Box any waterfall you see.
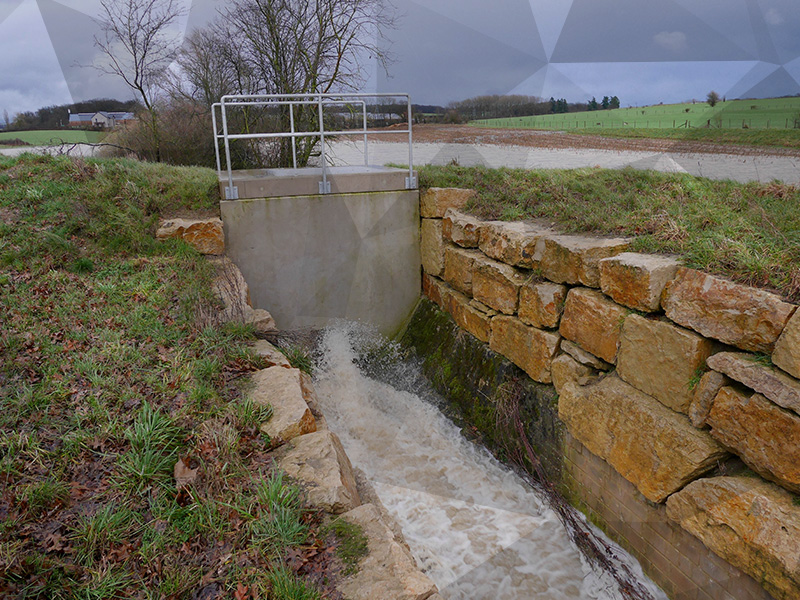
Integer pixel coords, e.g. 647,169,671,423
312,323,666,600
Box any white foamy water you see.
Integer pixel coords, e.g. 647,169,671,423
312,324,667,600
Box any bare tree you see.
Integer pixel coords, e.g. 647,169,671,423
169,25,258,108
179,0,395,167
93,0,186,161
706,90,720,108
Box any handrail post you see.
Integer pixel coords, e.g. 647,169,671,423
362,100,369,166
211,103,221,174
221,98,238,199
406,95,416,189
318,95,330,194
289,101,297,169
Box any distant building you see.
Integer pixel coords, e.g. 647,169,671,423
68,111,136,129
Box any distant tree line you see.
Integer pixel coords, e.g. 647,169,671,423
587,95,620,111
7,99,140,131
444,94,621,121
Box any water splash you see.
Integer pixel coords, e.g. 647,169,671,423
313,323,666,600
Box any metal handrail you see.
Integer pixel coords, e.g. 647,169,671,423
212,93,415,199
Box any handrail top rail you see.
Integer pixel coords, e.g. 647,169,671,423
220,92,410,102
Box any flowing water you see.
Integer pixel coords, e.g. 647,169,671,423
312,324,667,600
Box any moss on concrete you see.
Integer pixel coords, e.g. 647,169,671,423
399,298,565,482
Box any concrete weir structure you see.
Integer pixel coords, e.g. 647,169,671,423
220,165,420,336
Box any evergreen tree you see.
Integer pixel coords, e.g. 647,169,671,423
601,96,610,110
609,96,620,109
588,97,598,111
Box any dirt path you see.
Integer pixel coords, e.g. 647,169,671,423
383,124,800,158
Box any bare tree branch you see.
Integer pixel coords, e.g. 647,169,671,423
93,0,186,161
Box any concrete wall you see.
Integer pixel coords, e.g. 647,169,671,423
221,189,420,337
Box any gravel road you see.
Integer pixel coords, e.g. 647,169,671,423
328,124,800,185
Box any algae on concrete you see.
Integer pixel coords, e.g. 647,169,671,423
399,299,564,483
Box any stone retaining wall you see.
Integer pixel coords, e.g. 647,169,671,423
416,187,800,600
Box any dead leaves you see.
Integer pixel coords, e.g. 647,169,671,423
174,456,200,489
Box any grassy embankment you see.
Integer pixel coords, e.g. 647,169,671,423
0,154,360,599
473,97,800,149
0,130,107,148
419,164,800,301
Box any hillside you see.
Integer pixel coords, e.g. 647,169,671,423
474,97,800,138
0,154,344,599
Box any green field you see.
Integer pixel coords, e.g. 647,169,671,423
0,129,107,147
474,97,800,131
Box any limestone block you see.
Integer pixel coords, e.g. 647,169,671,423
277,430,361,514
599,252,681,312
245,307,277,333
617,314,714,414
707,387,800,493
249,367,316,442
662,267,796,353
666,476,800,600
420,219,445,277
444,289,496,343
421,273,447,309
551,354,597,396
210,256,251,319
251,339,291,368
156,217,224,255
560,340,612,371
558,374,727,503
442,208,481,248
338,504,440,600
490,315,560,383
443,245,483,296
688,370,729,429
559,288,628,364
773,311,800,379
538,234,630,288
519,281,566,329
478,221,549,269
472,257,529,315
299,371,328,431
707,352,800,417
420,187,476,218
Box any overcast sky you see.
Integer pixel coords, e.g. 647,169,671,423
1,0,799,118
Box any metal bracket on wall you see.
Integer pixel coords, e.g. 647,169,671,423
224,186,239,200
405,176,418,189
318,180,332,194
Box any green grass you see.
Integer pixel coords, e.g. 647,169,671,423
0,129,107,147
0,154,339,598
325,518,369,576
419,164,800,300
473,97,800,148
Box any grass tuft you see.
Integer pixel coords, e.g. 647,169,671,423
325,518,369,575
267,566,322,600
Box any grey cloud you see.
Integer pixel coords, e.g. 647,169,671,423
38,0,133,102
378,0,542,105
653,31,688,55
551,0,754,62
